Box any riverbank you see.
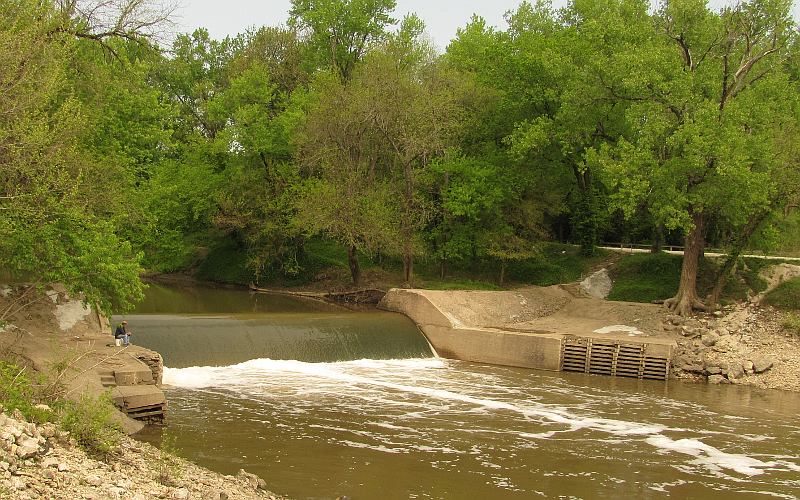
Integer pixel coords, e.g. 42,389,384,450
0,409,280,499
0,283,284,499
670,303,800,391
380,285,800,391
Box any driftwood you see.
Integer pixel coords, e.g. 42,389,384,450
248,285,386,305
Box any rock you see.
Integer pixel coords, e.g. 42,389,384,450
40,457,58,468
708,375,729,384
203,492,230,500
744,360,754,372
579,268,612,299
131,494,148,500
108,486,126,497
706,366,722,375
667,314,685,326
40,424,56,439
681,363,705,374
170,487,190,499
701,334,719,347
10,475,27,490
726,363,745,380
85,474,103,487
237,469,266,490
0,461,9,471
751,356,774,373
41,468,56,480
16,436,40,459
57,463,70,472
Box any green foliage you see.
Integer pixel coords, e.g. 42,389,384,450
762,278,800,311
781,312,800,335
420,279,502,291
195,239,257,285
289,0,397,80
59,393,121,457
0,0,145,315
0,362,55,424
608,253,683,303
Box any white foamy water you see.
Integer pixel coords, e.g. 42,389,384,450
163,358,800,479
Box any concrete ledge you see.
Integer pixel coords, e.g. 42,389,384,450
379,287,675,375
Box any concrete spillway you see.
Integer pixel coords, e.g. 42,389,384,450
379,287,676,380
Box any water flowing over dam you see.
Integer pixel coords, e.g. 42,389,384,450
126,284,800,499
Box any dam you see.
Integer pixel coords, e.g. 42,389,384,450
379,286,675,380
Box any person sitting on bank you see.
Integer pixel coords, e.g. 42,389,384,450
114,320,131,346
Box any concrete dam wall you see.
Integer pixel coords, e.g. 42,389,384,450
379,287,676,380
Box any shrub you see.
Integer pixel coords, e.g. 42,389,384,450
0,361,55,423
59,392,121,458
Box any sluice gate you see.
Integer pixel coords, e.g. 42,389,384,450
560,336,671,380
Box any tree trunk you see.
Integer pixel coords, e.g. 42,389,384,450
403,241,413,286
402,161,414,287
664,212,707,316
347,245,360,286
440,259,446,280
707,211,768,309
499,261,506,286
651,225,663,254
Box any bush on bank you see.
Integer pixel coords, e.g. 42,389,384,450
0,360,121,458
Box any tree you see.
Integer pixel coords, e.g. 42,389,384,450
295,72,401,285
289,0,397,81
0,0,146,314
595,0,799,315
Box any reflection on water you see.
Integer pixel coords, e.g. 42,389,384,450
128,284,800,499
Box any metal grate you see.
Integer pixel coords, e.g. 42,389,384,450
560,336,670,380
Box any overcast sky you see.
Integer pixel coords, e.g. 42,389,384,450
173,0,800,51
172,0,555,50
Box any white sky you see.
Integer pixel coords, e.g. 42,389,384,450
172,0,557,50
173,0,800,51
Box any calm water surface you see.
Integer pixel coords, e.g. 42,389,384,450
125,284,800,499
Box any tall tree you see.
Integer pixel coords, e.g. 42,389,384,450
288,0,397,81
596,0,799,315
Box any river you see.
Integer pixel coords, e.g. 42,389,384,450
124,283,800,499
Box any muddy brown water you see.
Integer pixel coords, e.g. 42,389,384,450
122,284,800,499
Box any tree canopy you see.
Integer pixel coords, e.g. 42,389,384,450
2,0,798,315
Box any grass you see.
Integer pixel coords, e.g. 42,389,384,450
762,277,800,310
782,312,800,335
607,252,683,303
189,236,610,290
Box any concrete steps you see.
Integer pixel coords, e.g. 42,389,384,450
98,354,166,423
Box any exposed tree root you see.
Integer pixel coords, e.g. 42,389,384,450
664,295,708,317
